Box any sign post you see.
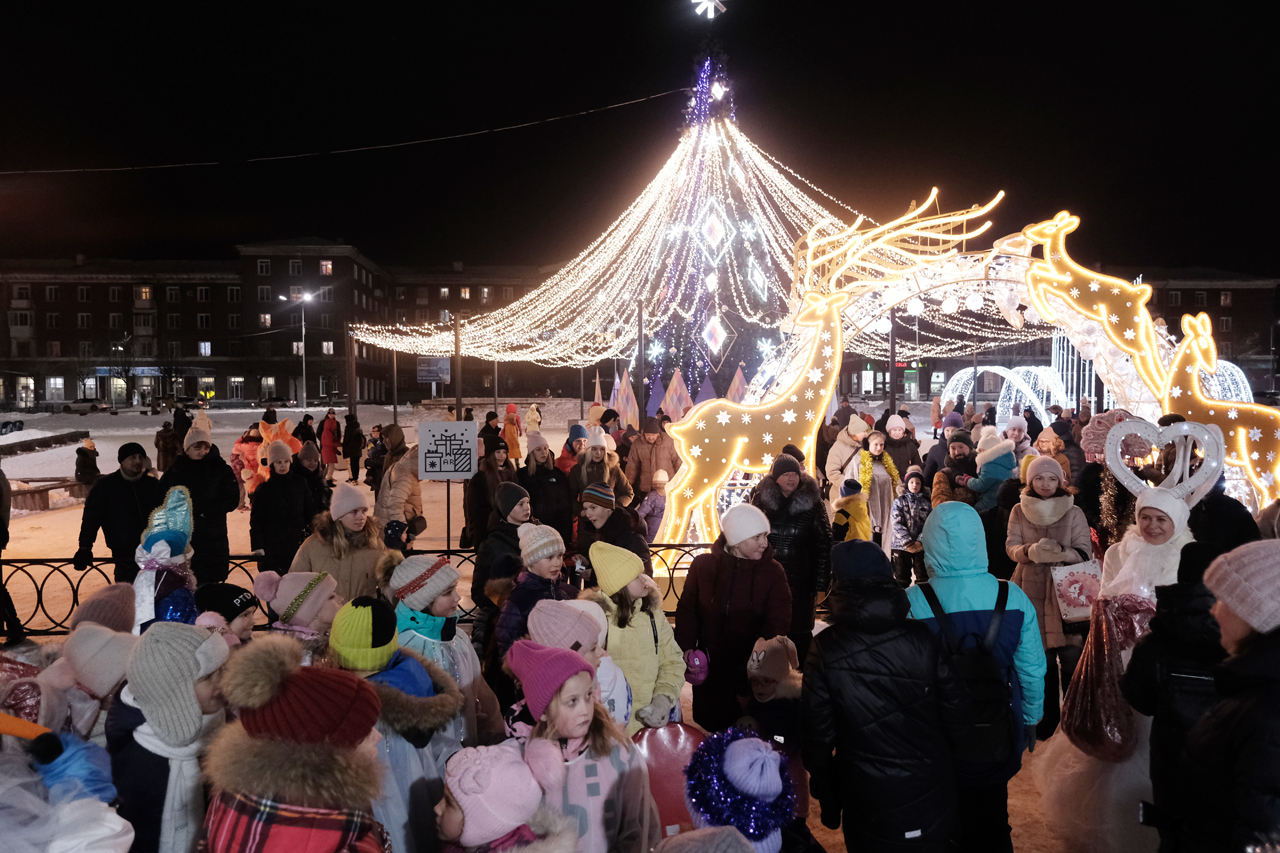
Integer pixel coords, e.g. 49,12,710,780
418,421,478,550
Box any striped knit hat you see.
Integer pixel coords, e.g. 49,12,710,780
581,481,616,510
388,555,459,612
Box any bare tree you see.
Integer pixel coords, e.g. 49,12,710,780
106,334,139,407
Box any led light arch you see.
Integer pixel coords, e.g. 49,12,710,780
940,365,1069,426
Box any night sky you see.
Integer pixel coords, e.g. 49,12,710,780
2,3,1274,277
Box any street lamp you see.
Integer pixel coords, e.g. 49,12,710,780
280,293,313,409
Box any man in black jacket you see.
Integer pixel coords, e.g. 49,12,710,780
159,427,240,585
74,442,166,582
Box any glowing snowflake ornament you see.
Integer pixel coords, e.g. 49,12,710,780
703,315,727,353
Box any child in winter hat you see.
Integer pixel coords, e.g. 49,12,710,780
194,582,259,644
327,596,467,853
738,637,811,829
108,622,229,853
202,634,387,852
561,599,632,730
436,742,577,852
684,729,796,853
253,569,342,663
493,523,576,659
831,477,872,543
383,552,503,746
68,583,136,634
1204,539,1280,643
507,639,660,852
889,465,931,586
636,469,668,543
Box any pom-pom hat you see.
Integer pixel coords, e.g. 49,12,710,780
389,555,458,612
518,522,564,565
328,597,399,672
684,728,795,853
589,541,644,596
505,640,594,721
253,570,337,628
221,634,380,747
446,743,546,847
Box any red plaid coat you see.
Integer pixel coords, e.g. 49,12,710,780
201,789,391,853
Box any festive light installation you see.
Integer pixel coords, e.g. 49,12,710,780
351,57,855,396
660,191,1001,544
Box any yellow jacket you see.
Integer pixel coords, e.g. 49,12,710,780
831,495,873,542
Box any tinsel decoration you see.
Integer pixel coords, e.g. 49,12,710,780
684,727,795,844
1097,469,1137,551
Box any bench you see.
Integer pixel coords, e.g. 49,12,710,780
7,478,92,511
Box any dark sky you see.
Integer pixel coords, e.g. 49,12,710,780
1,3,1274,276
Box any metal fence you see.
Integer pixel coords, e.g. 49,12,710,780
2,543,713,636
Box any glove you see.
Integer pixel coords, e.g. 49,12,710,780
1027,539,1064,563
905,540,924,554
72,548,94,572
1024,724,1037,753
33,733,118,804
636,694,674,727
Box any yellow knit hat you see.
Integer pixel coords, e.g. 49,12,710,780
328,598,399,672
590,541,644,596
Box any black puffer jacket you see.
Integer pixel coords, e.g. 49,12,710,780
1179,628,1280,850
1188,476,1261,554
1120,581,1226,837
750,473,832,634
575,507,652,578
803,579,968,851
883,434,922,481
290,458,331,512
249,467,317,573
158,449,239,575
519,455,574,546
341,414,364,460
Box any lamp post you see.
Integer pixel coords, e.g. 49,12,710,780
279,293,312,410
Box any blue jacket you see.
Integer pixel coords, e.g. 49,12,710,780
890,491,931,550
906,501,1047,783
965,440,1017,513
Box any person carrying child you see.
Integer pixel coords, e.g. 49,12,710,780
506,639,660,853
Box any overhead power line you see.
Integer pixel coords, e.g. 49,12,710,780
0,88,690,177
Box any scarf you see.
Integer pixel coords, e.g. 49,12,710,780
394,602,457,642
859,450,899,499
1102,525,1194,601
123,686,223,853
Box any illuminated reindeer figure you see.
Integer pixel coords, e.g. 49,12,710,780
1163,312,1280,499
659,188,1002,543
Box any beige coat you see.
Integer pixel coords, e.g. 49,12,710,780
289,531,384,602
624,433,682,493
1006,493,1092,650
374,446,423,524
824,428,864,503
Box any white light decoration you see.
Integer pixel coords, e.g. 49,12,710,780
873,316,892,334
704,315,728,353
906,297,925,316
965,292,985,311
705,272,719,292
941,296,959,314
710,81,727,100
694,0,727,19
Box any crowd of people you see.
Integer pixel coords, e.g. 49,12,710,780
2,395,1280,853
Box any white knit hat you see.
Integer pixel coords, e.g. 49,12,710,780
721,503,770,548
586,426,607,449
518,523,565,565
389,555,459,612
1135,486,1190,535
1006,414,1028,432
329,482,369,521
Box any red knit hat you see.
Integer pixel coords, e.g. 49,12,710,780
221,634,380,747
506,640,594,721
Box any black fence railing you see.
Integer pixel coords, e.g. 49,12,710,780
3,543,713,636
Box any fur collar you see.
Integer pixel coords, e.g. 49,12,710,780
368,649,465,737
975,438,1016,471
752,473,821,515
833,494,867,512
204,722,383,809
1018,493,1075,527
515,806,580,853
484,576,516,609
575,449,621,474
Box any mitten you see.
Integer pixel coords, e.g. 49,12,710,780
72,548,93,572
1024,724,1038,754
955,474,972,487
1028,538,1065,563
636,693,674,727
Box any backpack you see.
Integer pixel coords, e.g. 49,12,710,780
918,580,1013,763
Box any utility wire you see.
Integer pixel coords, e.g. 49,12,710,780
0,88,690,177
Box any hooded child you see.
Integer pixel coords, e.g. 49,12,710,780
831,477,872,543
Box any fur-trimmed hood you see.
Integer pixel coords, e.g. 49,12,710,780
975,438,1016,472
752,472,822,516
368,648,465,738
833,494,869,513
204,722,384,809
575,448,622,476
512,806,580,853
485,576,516,609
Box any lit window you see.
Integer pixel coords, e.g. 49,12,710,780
228,314,240,329
258,259,271,275
1221,291,1232,306
289,260,302,276
258,286,271,302
46,286,59,301
197,314,211,329
167,286,180,302
46,313,61,329
79,286,91,302
439,288,449,299
260,376,275,396
199,342,211,357
228,376,244,399
134,286,151,301
1195,291,1207,307
292,342,304,355
439,310,450,322
1219,316,1232,333
228,286,240,303
460,287,471,300
46,377,64,400
322,341,334,355
480,287,492,304
1168,291,1181,307
258,313,271,328
320,260,333,275
168,314,180,329
78,313,92,329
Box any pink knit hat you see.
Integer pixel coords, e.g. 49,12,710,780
445,743,544,847
253,570,338,628
527,600,600,655
505,640,594,720
1204,540,1280,634
63,623,138,699
68,583,136,633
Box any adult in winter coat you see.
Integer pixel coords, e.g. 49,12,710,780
74,439,100,484
584,541,686,736
907,502,1046,851
290,483,387,603
502,402,524,461
1021,428,1071,483
675,503,792,733
957,433,1017,514
290,413,316,447
466,435,518,541
74,442,166,582
290,440,331,512
930,429,979,509
923,411,966,489
159,427,240,585
342,414,364,484
519,431,574,545
1023,406,1044,442
172,405,192,447
202,634,390,853
846,431,900,558
1177,540,1280,849
882,414,923,478
365,425,386,494
374,423,423,527
570,426,633,512
1006,456,1093,740
1002,415,1035,465
249,441,317,574
625,417,681,500
824,419,868,503
750,454,831,664
1049,421,1086,489
1187,472,1261,554
525,402,542,432
804,540,968,852
555,424,588,476
1119,542,1227,851
574,482,652,579
154,421,180,472
318,408,342,479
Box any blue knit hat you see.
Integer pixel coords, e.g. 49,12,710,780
839,478,862,498
565,423,588,452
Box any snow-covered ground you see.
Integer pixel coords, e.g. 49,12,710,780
0,428,66,446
